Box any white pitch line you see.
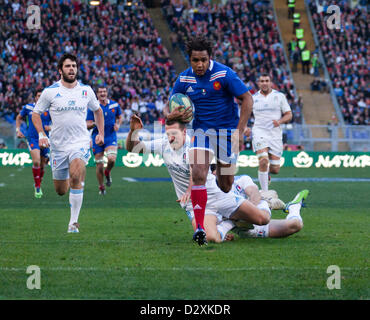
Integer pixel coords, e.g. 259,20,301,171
0,266,367,272
0,183,5,187
122,177,138,182
0,239,148,244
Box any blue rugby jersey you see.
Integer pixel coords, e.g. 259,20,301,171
19,103,51,138
171,60,249,130
86,99,122,137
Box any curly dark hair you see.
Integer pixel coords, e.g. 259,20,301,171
185,35,213,58
57,53,77,71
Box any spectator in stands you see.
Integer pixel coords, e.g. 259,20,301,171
309,0,368,125
0,1,177,126
0,138,7,149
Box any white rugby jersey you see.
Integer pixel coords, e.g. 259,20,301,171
252,89,291,137
142,135,220,211
231,175,257,199
34,80,100,151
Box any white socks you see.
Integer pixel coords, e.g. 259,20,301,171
286,203,303,222
257,199,271,217
217,220,235,241
69,188,84,225
258,171,269,191
248,224,269,238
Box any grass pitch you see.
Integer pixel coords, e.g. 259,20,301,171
0,165,369,299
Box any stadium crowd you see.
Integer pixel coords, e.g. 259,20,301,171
0,0,176,126
161,0,303,124
308,0,369,125
0,0,308,130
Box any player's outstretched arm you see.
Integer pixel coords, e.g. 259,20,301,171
126,115,144,153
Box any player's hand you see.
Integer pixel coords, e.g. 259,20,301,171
273,120,280,127
114,123,120,131
16,130,25,139
167,106,192,123
95,133,104,146
176,190,191,208
244,127,251,138
39,137,49,149
130,115,143,131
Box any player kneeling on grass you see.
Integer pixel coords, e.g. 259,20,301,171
126,115,271,244
210,164,309,239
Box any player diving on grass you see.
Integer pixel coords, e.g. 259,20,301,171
166,35,254,245
86,86,122,195
32,53,104,233
209,164,309,239
126,116,270,244
16,89,51,198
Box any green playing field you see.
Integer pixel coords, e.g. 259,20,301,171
0,166,369,299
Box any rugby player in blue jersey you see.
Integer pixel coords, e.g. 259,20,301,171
16,89,51,198
167,35,253,245
86,86,122,195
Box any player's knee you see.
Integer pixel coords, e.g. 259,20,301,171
69,173,82,187
192,166,208,185
206,230,221,243
33,160,41,167
289,219,303,233
107,158,116,167
255,211,270,226
269,166,280,174
259,157,269,170
55,187,67,196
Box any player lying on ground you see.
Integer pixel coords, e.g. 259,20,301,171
209,164,309,239
126,116,271,244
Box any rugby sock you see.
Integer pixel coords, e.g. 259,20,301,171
258,171,269,191
286,203,303,222
32,166,41,189
191,185,207,230
217,220,235,241
249,224,269,238
69,188,84,225
104,169,110,177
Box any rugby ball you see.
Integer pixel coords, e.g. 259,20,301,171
169,93,194,122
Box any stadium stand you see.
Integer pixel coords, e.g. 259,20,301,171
308,0,369,126
0,0,176,125
161,0,303,124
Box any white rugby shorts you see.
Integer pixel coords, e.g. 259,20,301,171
50,145,91,180
184,189,245,221
252,128,283,158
